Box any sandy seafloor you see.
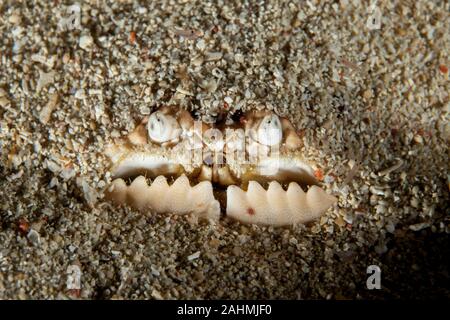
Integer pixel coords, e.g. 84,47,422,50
0,0,449,299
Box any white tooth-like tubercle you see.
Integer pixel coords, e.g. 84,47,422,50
147,175,170,212
107,178,127,204
286,182,307,222
168,175,191,213
191,181,221,220
105,175,220,221
267,181,291,224
305,185,337,219
226,181,337,226
226,185,249,221
128,176,150,209
246,181,270,223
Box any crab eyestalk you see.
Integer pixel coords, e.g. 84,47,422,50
244,110,302,150
255,114,283,146
147,111,181,144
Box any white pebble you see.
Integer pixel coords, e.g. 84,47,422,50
196,39,206,50
79,34,94,50
27,229,41,246
151,266,160,276
187,251,201,261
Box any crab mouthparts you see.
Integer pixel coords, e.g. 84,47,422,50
104,107,337,226
105,154,336,227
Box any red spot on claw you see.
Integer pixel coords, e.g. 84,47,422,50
247,208,255,215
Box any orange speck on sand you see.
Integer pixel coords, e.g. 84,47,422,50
18,219,30,234
211,25,219,33
314,169,324,181
129,31,136,44
439,65,448,74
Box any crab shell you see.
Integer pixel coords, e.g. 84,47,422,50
104,107,337,226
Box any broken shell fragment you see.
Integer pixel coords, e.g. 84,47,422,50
226,181,337,226
105,175,220,221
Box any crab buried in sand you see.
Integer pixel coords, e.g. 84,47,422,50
104,106,337,226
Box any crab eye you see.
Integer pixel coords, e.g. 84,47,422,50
256,114,282,146
147,111,181,144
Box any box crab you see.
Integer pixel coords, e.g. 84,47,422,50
104,106,337,226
